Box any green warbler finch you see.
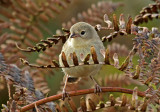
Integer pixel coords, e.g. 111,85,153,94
59,22,105,100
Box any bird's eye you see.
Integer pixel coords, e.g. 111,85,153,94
81,31,85,35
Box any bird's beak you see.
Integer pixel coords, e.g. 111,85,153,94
70,33,80,38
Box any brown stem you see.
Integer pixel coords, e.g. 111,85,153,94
21,87,146,112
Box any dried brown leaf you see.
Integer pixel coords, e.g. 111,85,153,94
91,46,99,64
126,16,132,34
105,48,110,64
84,54,90,65
72,52,79,66
113,14,119,31
68,98,77,112
80,97,87,112
109,94,116,106
113,53,119,68
61,52,69,67
52,60,59,67
88,98,96,111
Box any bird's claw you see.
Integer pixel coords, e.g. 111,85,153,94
94,84,102,95
62,90,70,101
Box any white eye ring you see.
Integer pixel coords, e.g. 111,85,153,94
81,31,85,35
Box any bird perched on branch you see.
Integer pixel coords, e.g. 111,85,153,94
59,22,105,100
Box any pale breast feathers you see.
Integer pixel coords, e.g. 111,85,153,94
59,39,105,77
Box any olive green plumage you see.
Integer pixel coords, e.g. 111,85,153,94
59,22,105,80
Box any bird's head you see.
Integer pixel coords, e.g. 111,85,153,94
69,22,99,47
70,22,98,39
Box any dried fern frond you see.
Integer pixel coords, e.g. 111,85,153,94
15,1,123,94
57,44,130,97
20,46,134,73
50,88,158,112
18,14,160,105
0,0,71,64
107,42,129,58
134,1,160,25
57,77,89,97
30,70,50,94
1,1,160,111
92,13,160,106
104,74,140,87
0,0,72,95
0,53,56,111
62,1,123,29
1,41,25,65
15,30,69,52
101,14,133,42
17,1,121,54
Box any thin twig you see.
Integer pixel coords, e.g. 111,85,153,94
20,87,146,112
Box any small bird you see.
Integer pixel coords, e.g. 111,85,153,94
59,22,105,99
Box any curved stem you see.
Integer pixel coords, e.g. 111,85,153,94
21,87,146,112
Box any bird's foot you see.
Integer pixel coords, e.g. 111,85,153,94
94,84,102,95
62,90,70,101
